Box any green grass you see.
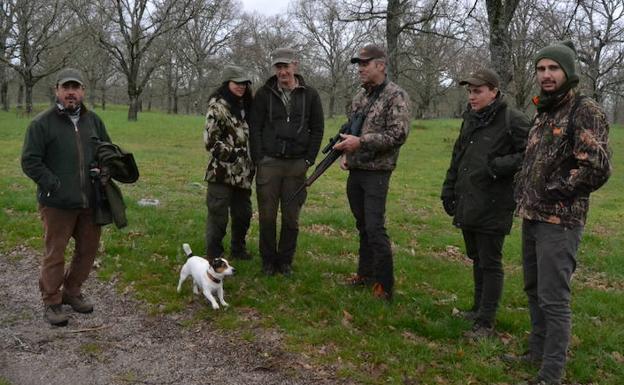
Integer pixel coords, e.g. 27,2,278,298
2,106,623,384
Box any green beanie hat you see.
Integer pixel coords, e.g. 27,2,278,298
534,40,578,80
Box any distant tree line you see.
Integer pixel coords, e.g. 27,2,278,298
1,0,623,122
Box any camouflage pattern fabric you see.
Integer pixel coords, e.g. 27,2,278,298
515,91,611,227
204,96,255,189
346,81,411,171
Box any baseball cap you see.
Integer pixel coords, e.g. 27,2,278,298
222,65,251,83
459,68,500,88
56,68,84,86
350,44,386,64
271,48,297,66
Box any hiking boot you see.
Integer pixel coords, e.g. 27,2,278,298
502,350,542,367
464,320,494,339
372,283,392,301
44,304,68,326
62,293,94,313
262,264,276,276
278,264,292,276
231,250,252,260
345,274,373,287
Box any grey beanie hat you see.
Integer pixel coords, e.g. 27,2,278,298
534,40,578,79
222,65,251,84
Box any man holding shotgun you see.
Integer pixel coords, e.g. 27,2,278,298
333,44,411,300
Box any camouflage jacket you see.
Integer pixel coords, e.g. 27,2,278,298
204,95,254,189
346,80,411,171
515,91,611,227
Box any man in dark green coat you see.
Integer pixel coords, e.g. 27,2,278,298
441,68,530,338
21,68,111,327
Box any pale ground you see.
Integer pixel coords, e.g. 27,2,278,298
0,245,352,385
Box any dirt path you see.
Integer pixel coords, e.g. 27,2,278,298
0,246,350,385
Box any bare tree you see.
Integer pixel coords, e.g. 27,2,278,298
181,0,239,113
74,0,199,120
0,0,72,114
340,0,440,82
484,0,521,94
292,0,368,117
0,0,15,111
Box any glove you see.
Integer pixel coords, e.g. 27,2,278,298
442,198,456,216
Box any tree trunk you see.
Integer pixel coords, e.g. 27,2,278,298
0,80,8,111
386,0,401,82
486,0,520,98
173,93,178,114
328,92,335,119
25,82,34,114
128,93,139,121
17,83,24,109
101,87,107,110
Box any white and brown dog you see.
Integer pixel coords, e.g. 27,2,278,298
177,243,235,310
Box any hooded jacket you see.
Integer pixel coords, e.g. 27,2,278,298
249,74,324,165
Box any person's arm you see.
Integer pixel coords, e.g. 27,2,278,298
21,120,59,194
248,89,266,164
305,89,324,166
204,101,237,162
440,124,463,216
488,109,531,178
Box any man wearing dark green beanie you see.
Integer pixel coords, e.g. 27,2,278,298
510,41,612,385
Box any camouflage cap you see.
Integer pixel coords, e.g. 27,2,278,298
459,68,500,88
222,65,251,84
56,68,84,86
350,44,386,64
271,47,297,66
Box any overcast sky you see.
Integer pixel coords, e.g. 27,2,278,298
240,0,289,16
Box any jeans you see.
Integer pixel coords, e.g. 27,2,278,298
38,205,101,304
522,219,583,383
205,182,252,258
462,230,505,325
346,169,393,293
256,157,307,269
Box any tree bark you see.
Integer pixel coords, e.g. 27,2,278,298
128,93,139,121
386,0,401,81
486,0,520,95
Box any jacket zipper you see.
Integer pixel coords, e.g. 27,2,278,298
73,118,88,207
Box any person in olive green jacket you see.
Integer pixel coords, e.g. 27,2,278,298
21,68,111,327
441,68,530,338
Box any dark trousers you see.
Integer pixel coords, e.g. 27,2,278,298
256,157,307,269
462,230,505,325
205,182,252,258
347,169,393,293
38,205,101,305
522,219,583,383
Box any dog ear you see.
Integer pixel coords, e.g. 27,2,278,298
210,258,225,270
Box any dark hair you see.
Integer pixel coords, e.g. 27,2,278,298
208,80,253,120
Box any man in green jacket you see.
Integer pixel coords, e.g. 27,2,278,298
21,68,111,326
441,68,530,337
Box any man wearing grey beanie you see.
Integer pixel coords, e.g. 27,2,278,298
509,41,612,384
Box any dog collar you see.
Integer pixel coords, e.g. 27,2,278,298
207,272,221,284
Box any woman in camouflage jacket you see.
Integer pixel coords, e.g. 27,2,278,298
204,66,255,260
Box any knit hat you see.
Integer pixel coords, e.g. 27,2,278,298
534,40,578,79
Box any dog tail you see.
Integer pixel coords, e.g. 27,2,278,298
182,243,193,258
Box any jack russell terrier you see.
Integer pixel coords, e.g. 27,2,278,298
177,243,235,309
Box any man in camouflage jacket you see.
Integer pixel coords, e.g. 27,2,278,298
204,66,255,260
512,41,611,385
334,44,411,300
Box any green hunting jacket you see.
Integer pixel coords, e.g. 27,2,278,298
515,91,612,227
21,105,110,209
204,93,254,189
345,80,411,171
441,96,530,234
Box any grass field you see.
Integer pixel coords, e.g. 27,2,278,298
1,105,623,384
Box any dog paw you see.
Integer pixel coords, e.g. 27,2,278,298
221,301,229,307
